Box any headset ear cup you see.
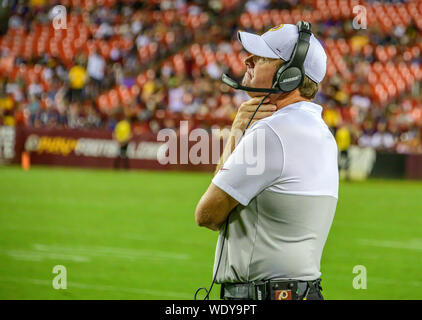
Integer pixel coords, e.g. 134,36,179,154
271,21,310,93
278,67,304,92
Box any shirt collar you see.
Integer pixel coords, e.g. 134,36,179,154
275,101,322,116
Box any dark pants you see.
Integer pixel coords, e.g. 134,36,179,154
114,143,130,169
224,291,324,300
68,88,84,102
301,290,324,300
221,280,324,300
339,149,349,171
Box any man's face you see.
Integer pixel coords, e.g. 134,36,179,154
242,54,282,97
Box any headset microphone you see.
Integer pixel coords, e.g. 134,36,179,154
221,73,281,93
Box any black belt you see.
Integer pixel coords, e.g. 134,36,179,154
221,279,322,300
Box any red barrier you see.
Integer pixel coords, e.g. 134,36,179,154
2,126,421,178
405,154,422,180
5,126,222,172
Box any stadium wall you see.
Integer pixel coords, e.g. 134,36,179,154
1,126,422,179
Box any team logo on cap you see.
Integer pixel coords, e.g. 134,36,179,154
269,24,284,31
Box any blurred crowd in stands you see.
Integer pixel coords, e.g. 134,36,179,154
0,0,422,153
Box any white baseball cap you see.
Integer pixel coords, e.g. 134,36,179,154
238,24,327,84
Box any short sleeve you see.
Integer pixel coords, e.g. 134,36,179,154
212,122,284,206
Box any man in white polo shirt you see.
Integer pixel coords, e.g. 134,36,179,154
195,23,338,300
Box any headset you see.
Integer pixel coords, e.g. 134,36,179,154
194,21,312,301
222,21,312,94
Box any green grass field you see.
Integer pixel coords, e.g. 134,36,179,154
0,165,422,300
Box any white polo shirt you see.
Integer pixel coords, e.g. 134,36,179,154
211,100,339,283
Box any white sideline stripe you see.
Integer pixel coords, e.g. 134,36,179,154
328,275,422,288
1,225,200,247
33,244,191,261
0,249,90,262
0,277,191,299
357,238,422,251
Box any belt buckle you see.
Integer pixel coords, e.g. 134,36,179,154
270,280,298,300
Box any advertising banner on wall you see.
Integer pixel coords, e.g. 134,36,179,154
7,126,220,172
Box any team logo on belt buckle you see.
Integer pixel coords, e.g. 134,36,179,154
275,290,292,300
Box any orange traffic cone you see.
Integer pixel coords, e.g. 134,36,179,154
21,152,30,171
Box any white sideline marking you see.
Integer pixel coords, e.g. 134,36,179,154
357,238,422,251
0,243,191,262
33,244,191,261
328,275,422,288
1,225,200,247
0,277,192,299
0,249,90,262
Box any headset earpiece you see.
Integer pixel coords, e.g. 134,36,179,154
272,21,312,93
274,65,304,92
